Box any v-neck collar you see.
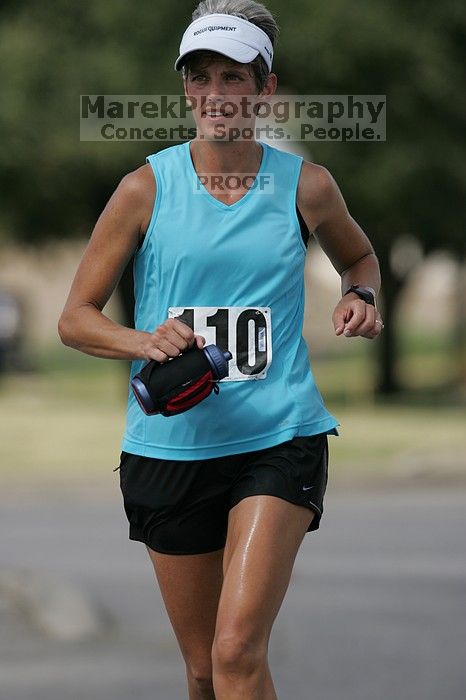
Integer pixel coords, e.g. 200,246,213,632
185,140,268,212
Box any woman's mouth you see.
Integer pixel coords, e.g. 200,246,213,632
203,110,232,121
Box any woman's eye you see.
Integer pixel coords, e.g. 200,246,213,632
190,73,242,82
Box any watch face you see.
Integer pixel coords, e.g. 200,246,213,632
358,288,374,303
359,286,376,299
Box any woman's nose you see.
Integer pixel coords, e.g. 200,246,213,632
206,75,226,96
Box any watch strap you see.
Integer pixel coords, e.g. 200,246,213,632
343,285,376,306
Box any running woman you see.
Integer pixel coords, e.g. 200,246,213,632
59,1,383,698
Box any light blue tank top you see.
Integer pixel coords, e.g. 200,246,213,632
121,140,340,459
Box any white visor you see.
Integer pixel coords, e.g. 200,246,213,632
174,13,274,73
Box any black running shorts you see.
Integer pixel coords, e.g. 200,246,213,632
117,432,330,555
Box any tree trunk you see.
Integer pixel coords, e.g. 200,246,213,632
453,257,466,386
376,250,404,395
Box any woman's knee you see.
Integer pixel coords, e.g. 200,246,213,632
185,659,214,693
212,628,267,677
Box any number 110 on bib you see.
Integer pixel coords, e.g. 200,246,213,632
168,306,272,381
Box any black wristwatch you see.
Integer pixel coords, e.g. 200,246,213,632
343,285,376,307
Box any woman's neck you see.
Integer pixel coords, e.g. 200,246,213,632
189,139,263,176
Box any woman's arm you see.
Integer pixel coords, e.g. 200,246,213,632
297,162,383,340
58,163,209,363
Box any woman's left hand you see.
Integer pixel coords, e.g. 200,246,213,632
332,294,384,340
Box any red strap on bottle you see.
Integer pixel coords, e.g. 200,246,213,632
165,370,215,413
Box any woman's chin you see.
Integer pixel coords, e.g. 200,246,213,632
195,121,254,142
196,127,232,142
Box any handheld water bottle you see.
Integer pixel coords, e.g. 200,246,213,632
131,344,232,417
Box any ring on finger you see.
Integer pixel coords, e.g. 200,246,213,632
375,319,384,329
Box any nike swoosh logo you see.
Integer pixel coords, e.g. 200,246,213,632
302,485,314,491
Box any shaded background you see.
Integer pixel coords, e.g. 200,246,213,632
0,1,465,699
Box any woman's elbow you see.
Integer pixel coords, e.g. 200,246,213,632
58,312,76,348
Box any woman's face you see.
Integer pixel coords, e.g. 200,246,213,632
183,54,276,141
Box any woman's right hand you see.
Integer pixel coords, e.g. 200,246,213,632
142,318,206,363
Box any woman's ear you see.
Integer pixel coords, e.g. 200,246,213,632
261,72,277,97
255,73,277,113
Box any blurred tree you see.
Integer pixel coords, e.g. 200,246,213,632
271,0,466,392
0,0,195,325
0,0,464,392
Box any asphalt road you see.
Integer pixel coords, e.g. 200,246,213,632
1,478,465,700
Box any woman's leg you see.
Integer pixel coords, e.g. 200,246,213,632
146,544,224,700
212,495,315,699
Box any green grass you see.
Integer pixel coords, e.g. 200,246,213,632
0,368,127,479
326,403,466,483
312,326,464,404
0,339,465,486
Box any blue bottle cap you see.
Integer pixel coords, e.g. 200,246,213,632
203,344,232,379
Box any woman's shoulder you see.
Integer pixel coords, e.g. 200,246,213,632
296,160,340,233
117,163,156,236
117,164,156,210
297,160,337,205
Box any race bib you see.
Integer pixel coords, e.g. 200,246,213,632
168,306,272,381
